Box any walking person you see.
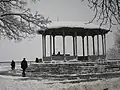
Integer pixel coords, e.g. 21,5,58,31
21,58,28,77
11,60,15,70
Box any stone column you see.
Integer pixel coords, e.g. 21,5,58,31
104,34,106,56
92,36,95,55
97,35,99,56
50,33,52,60
73,36,75,56
86,33,89,56
75,32,77,57
82,36,85,57
63,31,66,60
44,35,46,57
42,34,45,58
101,34,104,56
53,35,55,55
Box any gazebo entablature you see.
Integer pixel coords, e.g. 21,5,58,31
38,22,109,62
38,27,108,36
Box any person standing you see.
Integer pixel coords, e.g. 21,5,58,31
35,58,39,63
11,60,15,70
21,58,28,77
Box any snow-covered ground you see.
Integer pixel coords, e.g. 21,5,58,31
0,74,120,90
0,63,120,90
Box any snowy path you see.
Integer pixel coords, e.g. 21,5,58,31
0,75,51,90
0,64,120,90
0,74,120,90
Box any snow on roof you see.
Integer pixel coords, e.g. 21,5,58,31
46,21,108,30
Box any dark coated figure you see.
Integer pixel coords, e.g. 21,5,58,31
21,58,28,77
103,88,108,90
11,60,15,70
35,58,39,63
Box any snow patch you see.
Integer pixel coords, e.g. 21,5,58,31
46,21,108,30
0,74,120,90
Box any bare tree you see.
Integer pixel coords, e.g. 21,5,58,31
107,46,120,59
114,30,120,48
82,0,120,30
108,29,120,59
0,0,50,41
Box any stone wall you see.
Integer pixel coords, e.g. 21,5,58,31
27,63,95,75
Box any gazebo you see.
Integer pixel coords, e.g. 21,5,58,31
38,21,110,61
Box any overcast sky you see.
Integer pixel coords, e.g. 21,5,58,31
0,0,115,61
